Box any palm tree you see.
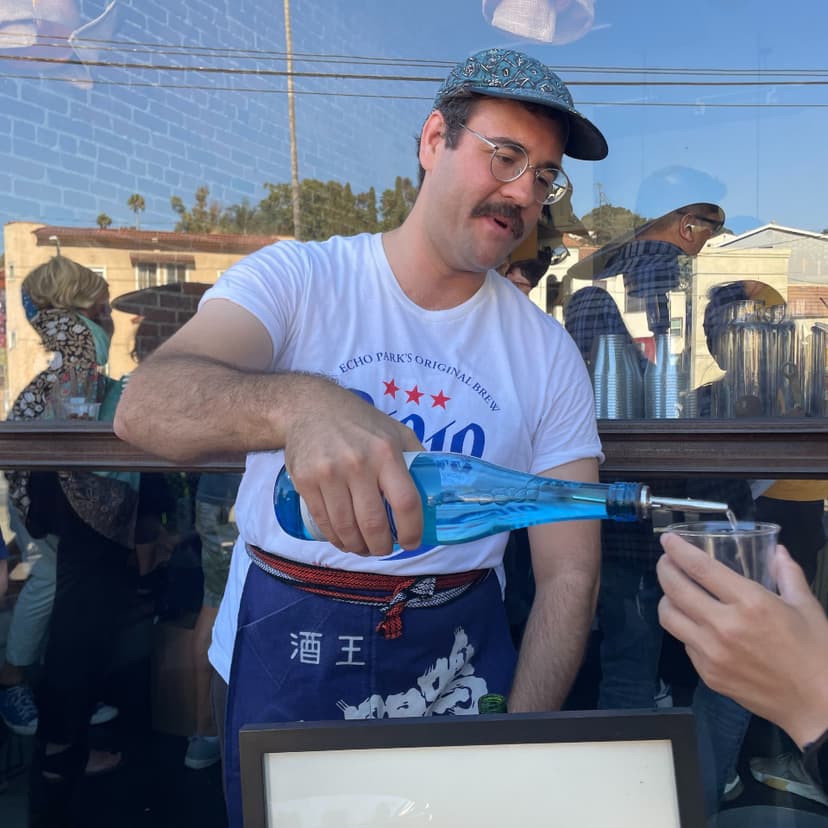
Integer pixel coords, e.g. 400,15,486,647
127,193,145,229
96,212,112,229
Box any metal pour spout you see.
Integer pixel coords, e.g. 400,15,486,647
638,487,729,519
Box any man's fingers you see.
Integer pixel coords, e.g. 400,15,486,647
377,455,424,551
349,477,396,556
299,485,349,551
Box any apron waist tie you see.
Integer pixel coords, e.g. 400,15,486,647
246,544,488,640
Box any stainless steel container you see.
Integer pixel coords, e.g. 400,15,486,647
590,334,644,419
645,333,688,418
805,323,828,416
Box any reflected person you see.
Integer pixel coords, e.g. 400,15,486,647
503,252,550,296
565,206,756,815
8,257,137,824
1,257,120,747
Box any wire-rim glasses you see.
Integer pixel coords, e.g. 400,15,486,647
461,124,571,206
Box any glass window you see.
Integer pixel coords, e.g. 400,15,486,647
1,3,827,824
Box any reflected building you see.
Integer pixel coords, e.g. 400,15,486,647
2,222,286,412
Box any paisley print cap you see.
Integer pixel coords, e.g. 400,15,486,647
434,48,608,161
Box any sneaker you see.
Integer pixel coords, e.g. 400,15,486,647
721,771,744,802
654,679,673,708
0,684,38,736
90,702,119,727
750,752,828,807
184,735,221,770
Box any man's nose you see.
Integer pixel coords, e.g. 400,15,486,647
497,169,535,208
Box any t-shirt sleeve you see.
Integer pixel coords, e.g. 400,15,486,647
530,326,604,475
198,241,310,371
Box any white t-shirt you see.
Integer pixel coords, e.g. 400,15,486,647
206,232,602,680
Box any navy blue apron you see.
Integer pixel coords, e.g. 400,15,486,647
223,561,517,827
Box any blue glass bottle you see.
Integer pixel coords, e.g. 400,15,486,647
273,452,725,546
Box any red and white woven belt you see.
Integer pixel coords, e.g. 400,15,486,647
246,544,488,640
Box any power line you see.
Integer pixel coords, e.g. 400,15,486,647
3,51,828,89
1,36,828,81
2,71,827,107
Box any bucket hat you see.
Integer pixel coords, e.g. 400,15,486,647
434,47,608,161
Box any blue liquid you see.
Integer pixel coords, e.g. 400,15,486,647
274,452,641,546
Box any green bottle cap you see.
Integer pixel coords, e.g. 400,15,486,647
477,693,508,714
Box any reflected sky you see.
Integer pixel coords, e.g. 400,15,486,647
0,0,825,247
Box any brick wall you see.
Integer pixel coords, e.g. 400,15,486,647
0,0,423,241
112,282,210,361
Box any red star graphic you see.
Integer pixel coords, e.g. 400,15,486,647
383,378,399,398
431,390,451,409
406,385,424,404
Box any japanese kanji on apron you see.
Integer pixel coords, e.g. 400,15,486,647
223,546,517,827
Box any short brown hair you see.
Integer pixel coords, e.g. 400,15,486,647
22,256,107,312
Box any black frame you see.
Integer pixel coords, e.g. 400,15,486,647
239,708,705,827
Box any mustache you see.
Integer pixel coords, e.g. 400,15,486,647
470,203,524,240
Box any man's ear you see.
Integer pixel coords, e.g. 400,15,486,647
678,215,696,242
419,110,447,173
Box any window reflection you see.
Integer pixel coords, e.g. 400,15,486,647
0,1,827,824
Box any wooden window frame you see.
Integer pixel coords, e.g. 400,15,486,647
2,420,828,478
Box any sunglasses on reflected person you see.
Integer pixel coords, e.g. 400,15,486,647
688,213,725,234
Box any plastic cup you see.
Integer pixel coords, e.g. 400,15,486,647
55,397,101,419
665,521,781,592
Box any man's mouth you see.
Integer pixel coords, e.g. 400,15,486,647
470,203,524,240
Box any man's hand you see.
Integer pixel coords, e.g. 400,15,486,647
283,381,424,556
657,534,828,749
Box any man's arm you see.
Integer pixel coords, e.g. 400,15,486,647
507,457,601,711
114,299,424,554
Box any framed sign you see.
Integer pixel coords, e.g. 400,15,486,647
240,708,704,827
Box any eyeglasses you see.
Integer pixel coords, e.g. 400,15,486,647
687,213,725,234
461,124,571,206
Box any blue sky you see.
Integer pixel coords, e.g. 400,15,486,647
0,0,825,240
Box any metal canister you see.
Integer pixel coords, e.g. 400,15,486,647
590,334,644,419
644,333,687,418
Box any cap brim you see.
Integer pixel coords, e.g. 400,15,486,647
568,202,725,279
568,228,639,279
454,86,608,161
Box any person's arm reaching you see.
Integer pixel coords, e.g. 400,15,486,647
114,298,424,555
508,457,601,711
657,534,828,752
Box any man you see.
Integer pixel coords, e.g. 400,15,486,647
504,254,550,295
114,47,607,825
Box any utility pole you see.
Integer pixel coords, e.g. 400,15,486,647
284,0,302,240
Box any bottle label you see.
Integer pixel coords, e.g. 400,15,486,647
402,451,421,469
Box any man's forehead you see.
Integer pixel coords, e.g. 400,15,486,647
466,99,566,154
